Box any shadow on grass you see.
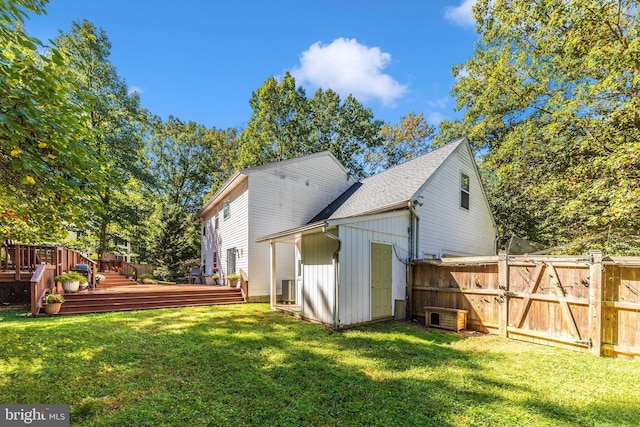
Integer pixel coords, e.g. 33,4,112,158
0,305,638,426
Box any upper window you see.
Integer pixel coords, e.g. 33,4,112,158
460,173,470,210
202,226,206,236
223,201,230,219
214,214,219,230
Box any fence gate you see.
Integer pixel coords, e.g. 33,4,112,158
411,252,640,358
504,257,592,352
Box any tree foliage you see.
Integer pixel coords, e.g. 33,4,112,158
0,0,97,242
54,19,148,260
147,116,217,211
145,116,239,267
237,73,384,179
444,0,640,254
151,206,198,277
372,112,435,172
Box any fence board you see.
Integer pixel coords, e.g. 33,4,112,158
412,252,640,358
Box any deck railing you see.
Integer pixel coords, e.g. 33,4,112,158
1,244,96,283
30,264,57,316
98,259,147,280
239,268,249,301
0,243,95,315
1,244,56,279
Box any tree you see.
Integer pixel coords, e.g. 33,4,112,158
314,92,383,179
146,116,239,267
0,1,97,242
373,112,435,172
446,0,640,254
151,205,198,277
147,116,221,212
237,72,310,168
238,75,384,179
55,20,148,260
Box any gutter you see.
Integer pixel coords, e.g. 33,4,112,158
323,224,341,331
408,199,421,260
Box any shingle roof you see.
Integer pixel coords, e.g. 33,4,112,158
309,137,466,222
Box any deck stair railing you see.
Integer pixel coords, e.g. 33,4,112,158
30,264,57,316
239,268,249,301
98,259,139,280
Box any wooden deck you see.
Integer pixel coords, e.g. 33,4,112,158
38,271,245,315
53,283,246,315
0,244,248,316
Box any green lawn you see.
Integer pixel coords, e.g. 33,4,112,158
0,304,638,426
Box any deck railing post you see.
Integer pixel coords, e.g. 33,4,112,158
15,244,22,281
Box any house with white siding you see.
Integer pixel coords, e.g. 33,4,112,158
257,137,498,328
197,151,356,301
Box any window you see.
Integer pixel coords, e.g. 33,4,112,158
202,226,206,236
223,201,230,219
227,248,236,274
213,252,218,269
460,173,470,210
214,214,219,230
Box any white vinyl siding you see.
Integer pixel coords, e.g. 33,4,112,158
201,218,215,276
203,181,249,280
417,144,497,258
336,211,409,326
300,232,336,325
247,153,355,297
460,172,470,210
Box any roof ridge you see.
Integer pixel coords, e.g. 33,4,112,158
362,136,466,182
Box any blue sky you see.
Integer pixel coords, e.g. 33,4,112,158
26,0,478,130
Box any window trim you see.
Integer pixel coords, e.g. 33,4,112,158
223,200,230,219
460,172,470,210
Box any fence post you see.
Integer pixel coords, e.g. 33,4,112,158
407,263,413,319
498,251,509,337
588,250,603,356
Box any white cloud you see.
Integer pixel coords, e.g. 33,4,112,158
428,96,451,110
291,38,407,106
445,0,476,28
128,86,143,96
427,111,448,126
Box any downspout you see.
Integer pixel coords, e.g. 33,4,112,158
408,200,421,260
323,224,341,331
407,200,422,320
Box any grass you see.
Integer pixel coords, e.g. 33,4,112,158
0,304,639,426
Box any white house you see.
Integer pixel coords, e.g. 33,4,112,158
197,151,356,301
257,137,498,328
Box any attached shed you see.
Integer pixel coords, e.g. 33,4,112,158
258,137,498,328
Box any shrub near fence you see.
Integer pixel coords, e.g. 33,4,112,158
411,251,640,359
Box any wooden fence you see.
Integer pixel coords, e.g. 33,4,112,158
410,251,640,359
98,259,157,278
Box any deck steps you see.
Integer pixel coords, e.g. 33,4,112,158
97,272,137,287
47,286,245,315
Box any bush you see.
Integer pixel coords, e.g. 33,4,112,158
55,271,87,284
153,266,175,282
